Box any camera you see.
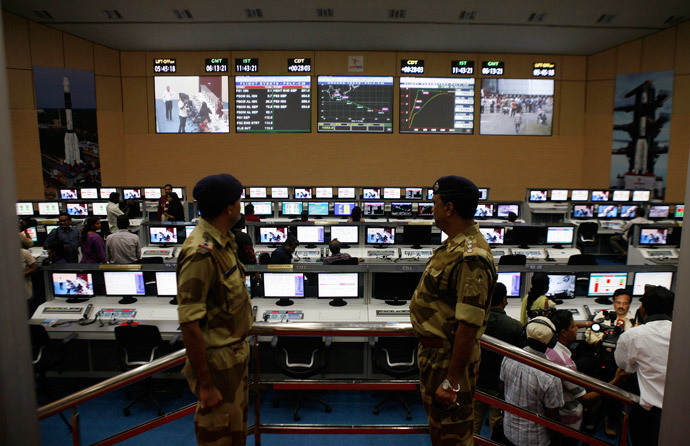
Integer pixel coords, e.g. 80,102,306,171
590,311,625,376
527,307,557,319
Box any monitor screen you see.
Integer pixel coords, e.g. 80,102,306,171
144,188,162,199
675,205,684,219
620,205,639,219
479,227,505,245
597,205,619,218
264,273,304,297
427,190,434,200
248,187,267,198
480,78,554,135
294,188,312,199
317,75,394,133
100,187,117,199
172,187,183,199
92,202,108,216
441,232,448,243
507,225,546,246
632,190,651,202
308,202,329,216
405,187,423,200
16,202,34,216
45,224,58,233
546,274,576,298
383,188,401,199
155,271,178,296
588,273,628,297
479,188,489,200
315,187,333,199
235,75,311,132
402,225,432,247
318,273,359,297
66,203,89,217
281,202,303,216
572,205,594,218
330,225,359,244
38,202,60,216
366,227,395,245
52,273,94,296
529,190,548,202
591,190,609,202
24,227,38,243
104,271,146,296
149,227,178,244
497,204,520,218
259,227,288,244
80,188,98,200
546,226,575,245
60,189,79,200
271,187,289,199
338,187,356,199
632,272,673,296
475,204,494,218
362,188,381,199
612,190,631,201
497,272,521,297
418,202,434,217
333,203,356,216
154,76,230,133
251,202,273,216
123,188,141,200
571,190,589,201
550,189,568,201
648,206,670,219
296,226,325,244
185,225,195,238
363,202,385,216
399,76,475,134
391,202,413,217
639,228,668,245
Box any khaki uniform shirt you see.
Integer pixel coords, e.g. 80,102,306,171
410,223,496,341
177,218,253,348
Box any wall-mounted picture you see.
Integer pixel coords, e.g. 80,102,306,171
154,76,229,133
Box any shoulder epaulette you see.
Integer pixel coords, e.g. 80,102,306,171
196,237,214,254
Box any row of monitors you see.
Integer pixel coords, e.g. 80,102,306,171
528,188,652,203
242,186,489,201
54,187,184,201
571,204,684,220
17,201,116,218
50,270,673,302
154,75,554,135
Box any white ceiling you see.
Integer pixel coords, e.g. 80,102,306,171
2,0,689,55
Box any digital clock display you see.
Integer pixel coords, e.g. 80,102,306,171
235,58,259,73
481,61,505,76
451,60,475,75
287,58,312,72
533,62,556,77
153,58,177,73
400,59,425,74
205,58,228,73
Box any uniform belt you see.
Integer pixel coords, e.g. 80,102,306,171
417,336,445,348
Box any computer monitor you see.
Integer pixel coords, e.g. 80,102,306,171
294,188,312,199
648,205,670,219
570,190,589,201
38,202,60,216
528,190,547,202
263,272,304,306
362,188,381,199
366,227,395,246
479,227,505,245
675,205,684,219
172,187,183,199
390,202,413,217
620,205,639,219
149,226,178,244
308,202,329,216
497,272,522,297
92,202,108,216
100,187,117,199
24,227,38,243
296,226,325,246
337,187,356,199
251,202,273,216
16,202,34,216
383,188,401,199
144,188,162,199
281,202,303,216
271,187,289,199
591,190,609,201
372,272,422,306
66,202,89,217
60,189,79,200
588,273,628,297
248,187,267,198
572,205,594,218
333,203,356,216
314,187,333,199
639,228,668,245
185,225,195,238
52,273,94,302
612,190,631,202
497,204,520,219
405,187,423,200
402,225,432,248
632,272,673,296
441,232,448,243
363,202,385,217
632,190,651,202
546,226,575,246
122,188,141,200
155,271,178,296
45,224,58,234
259,227,288,244
104,271,145,304
417,202,434,217
318,272,359,307
479,188,489,200
427,190,434,200
596,204,619,219
545,274,576,298
506,225,545,247
550,189,568,201
80,188,98,200
330,225,359,245
475,204,494,218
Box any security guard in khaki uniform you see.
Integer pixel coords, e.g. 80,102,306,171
178,174,253,446
410,176,497,446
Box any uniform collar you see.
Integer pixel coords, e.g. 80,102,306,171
197,218,232,248
445,223,480,252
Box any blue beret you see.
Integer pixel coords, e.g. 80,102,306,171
432,175,479,198
193,174,244,206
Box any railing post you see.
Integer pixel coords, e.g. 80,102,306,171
71,407,81,445
253,335,261,446
619,402,630,446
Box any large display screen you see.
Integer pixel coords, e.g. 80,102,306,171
480,78,554,136
154,76,229,133
399,77,475,134
317,76,393,133
235,76,311,132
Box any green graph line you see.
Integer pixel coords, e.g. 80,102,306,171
407,90,454,128
331,96,383,112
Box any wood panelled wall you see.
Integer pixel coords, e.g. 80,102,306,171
3,11,689,202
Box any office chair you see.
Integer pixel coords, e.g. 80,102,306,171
258,252,271,265
271,336,332,421
567,254,597,265
577,222,599,254
371,336,419,420
327,256,359,265
136,257,165,264
498,254,527,265
114,324,165,416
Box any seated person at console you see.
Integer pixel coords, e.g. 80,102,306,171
610,207,650,259
106,215,141,264
292,210,310,223
347,206,365,222
244,203,261,222
270,235,298,264
232,214,256,264
323,239,354,265
520,272,556,325
585,288,635,345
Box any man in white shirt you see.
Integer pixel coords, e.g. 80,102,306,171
106,215,141,264
106,192,125,234
615,285,674,446
610,207,650,258
162,86,176,121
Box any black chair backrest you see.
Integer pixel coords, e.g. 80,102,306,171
114,324,163,361
137,257,164,264
258,252,271,265
273,336,326,379
567,254,597,265
578,222,599,238
29,324,51,349
373,337,419,378
498,254,527,265
328,257,359,266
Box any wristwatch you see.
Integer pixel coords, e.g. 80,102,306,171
441,378,461,393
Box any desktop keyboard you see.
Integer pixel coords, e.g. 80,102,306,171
43,306,83,314
376,309,410,317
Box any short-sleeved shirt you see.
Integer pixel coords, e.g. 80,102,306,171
106,230,141,264
106,202,125,234
520,294,556,325
410,224,496,341
546,342,587,428
177,218,253,348
20,249,36,300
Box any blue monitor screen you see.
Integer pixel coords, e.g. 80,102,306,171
366,227,395,244
572,205,594,218
620,205,638,218
596,205,618,218
475,204,494,218
308,202,329,216
52,273,94,296
497,204,519,218
546,274,576,298
334,203,356,216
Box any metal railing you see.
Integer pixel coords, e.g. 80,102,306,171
38,322,639,445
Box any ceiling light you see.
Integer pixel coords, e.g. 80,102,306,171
459,11,477,20
527,13,547,22
597,14,616,24
32,10,53,20
245,8,264,18
173,9,193,20
102,10,122,20
317,8,334,18
389,9,406,19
